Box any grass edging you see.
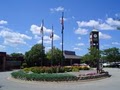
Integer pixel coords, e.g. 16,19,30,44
11,70,111,82
11,70,78,81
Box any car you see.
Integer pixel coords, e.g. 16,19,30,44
109,62,120,68
102,63,110,67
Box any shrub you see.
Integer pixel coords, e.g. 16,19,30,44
64,66,72,72
21,63,28,69
23,68,31,73
72,66,79,72
22,66,90,74
11,70,78,81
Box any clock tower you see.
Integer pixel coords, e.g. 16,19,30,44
90,29,99,50
90,29,101,73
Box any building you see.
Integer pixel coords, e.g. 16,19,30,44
0,52,6,71
63,50,81,66
0,52,24,71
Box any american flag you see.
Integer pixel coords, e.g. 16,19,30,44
40,20,44,34
50,25,54,38
61,12,64,33
50,32,54,38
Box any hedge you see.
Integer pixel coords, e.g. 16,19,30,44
11,70,78,81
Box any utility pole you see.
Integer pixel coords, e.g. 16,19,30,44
40,20,44,66
61,12,64,66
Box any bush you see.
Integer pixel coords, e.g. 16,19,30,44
22,66,90,74
23,68,31,73
21,63,28,69
72,66,79,72
11,70,78,81
64,66,72,72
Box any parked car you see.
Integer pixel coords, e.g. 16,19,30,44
102,63,110,67
109,62,120,68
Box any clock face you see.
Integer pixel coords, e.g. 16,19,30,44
94,34,97,38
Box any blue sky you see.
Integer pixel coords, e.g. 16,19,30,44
0,0,120,56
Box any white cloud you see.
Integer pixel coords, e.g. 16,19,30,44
45,46,51,53
112,42,120,45
30,24,60,44
73,47,81,50
30,24,52,35
77,20,99,27
0,45,6,50
106,18,120,26
37,34,60,44
44,35,51,40
53,34,60,40
34,35,40,39
76,18,120,30
75,28,88,35
0,20,8,25
76,43,85,46
50,6,64,12
0,29,32,46
99,32,112,39
98,23,115,30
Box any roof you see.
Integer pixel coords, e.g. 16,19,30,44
63,50,81,59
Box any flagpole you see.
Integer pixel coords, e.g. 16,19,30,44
51,25,54,66
61,12,64,66
41,19,44,66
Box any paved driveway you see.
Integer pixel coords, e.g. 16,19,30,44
0,68,120,90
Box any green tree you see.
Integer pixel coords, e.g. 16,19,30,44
24,44,45,67
9,53,24,61
11,53,24,57
102,47,120,62
82,47,101,67
46,47,62,66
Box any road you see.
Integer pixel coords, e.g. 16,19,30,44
0,68,120,90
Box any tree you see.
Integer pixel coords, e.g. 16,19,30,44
102,47,120,62
82,47,101,67
46,47,62,66
11,53,24,57
24,44,45,67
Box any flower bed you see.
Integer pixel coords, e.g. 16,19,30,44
11,66,110,82
78,72,111,80
23,66,90,74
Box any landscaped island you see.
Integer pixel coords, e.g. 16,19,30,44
11,66,110,82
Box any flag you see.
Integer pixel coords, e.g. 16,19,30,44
40,20,44,34
61,12,64,33
50,32,53,38
50,25,54,38
40,26,43,34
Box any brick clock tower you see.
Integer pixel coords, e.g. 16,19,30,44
90,29,99,50
90,29,101,73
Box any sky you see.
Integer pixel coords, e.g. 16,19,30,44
0,0,120,56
